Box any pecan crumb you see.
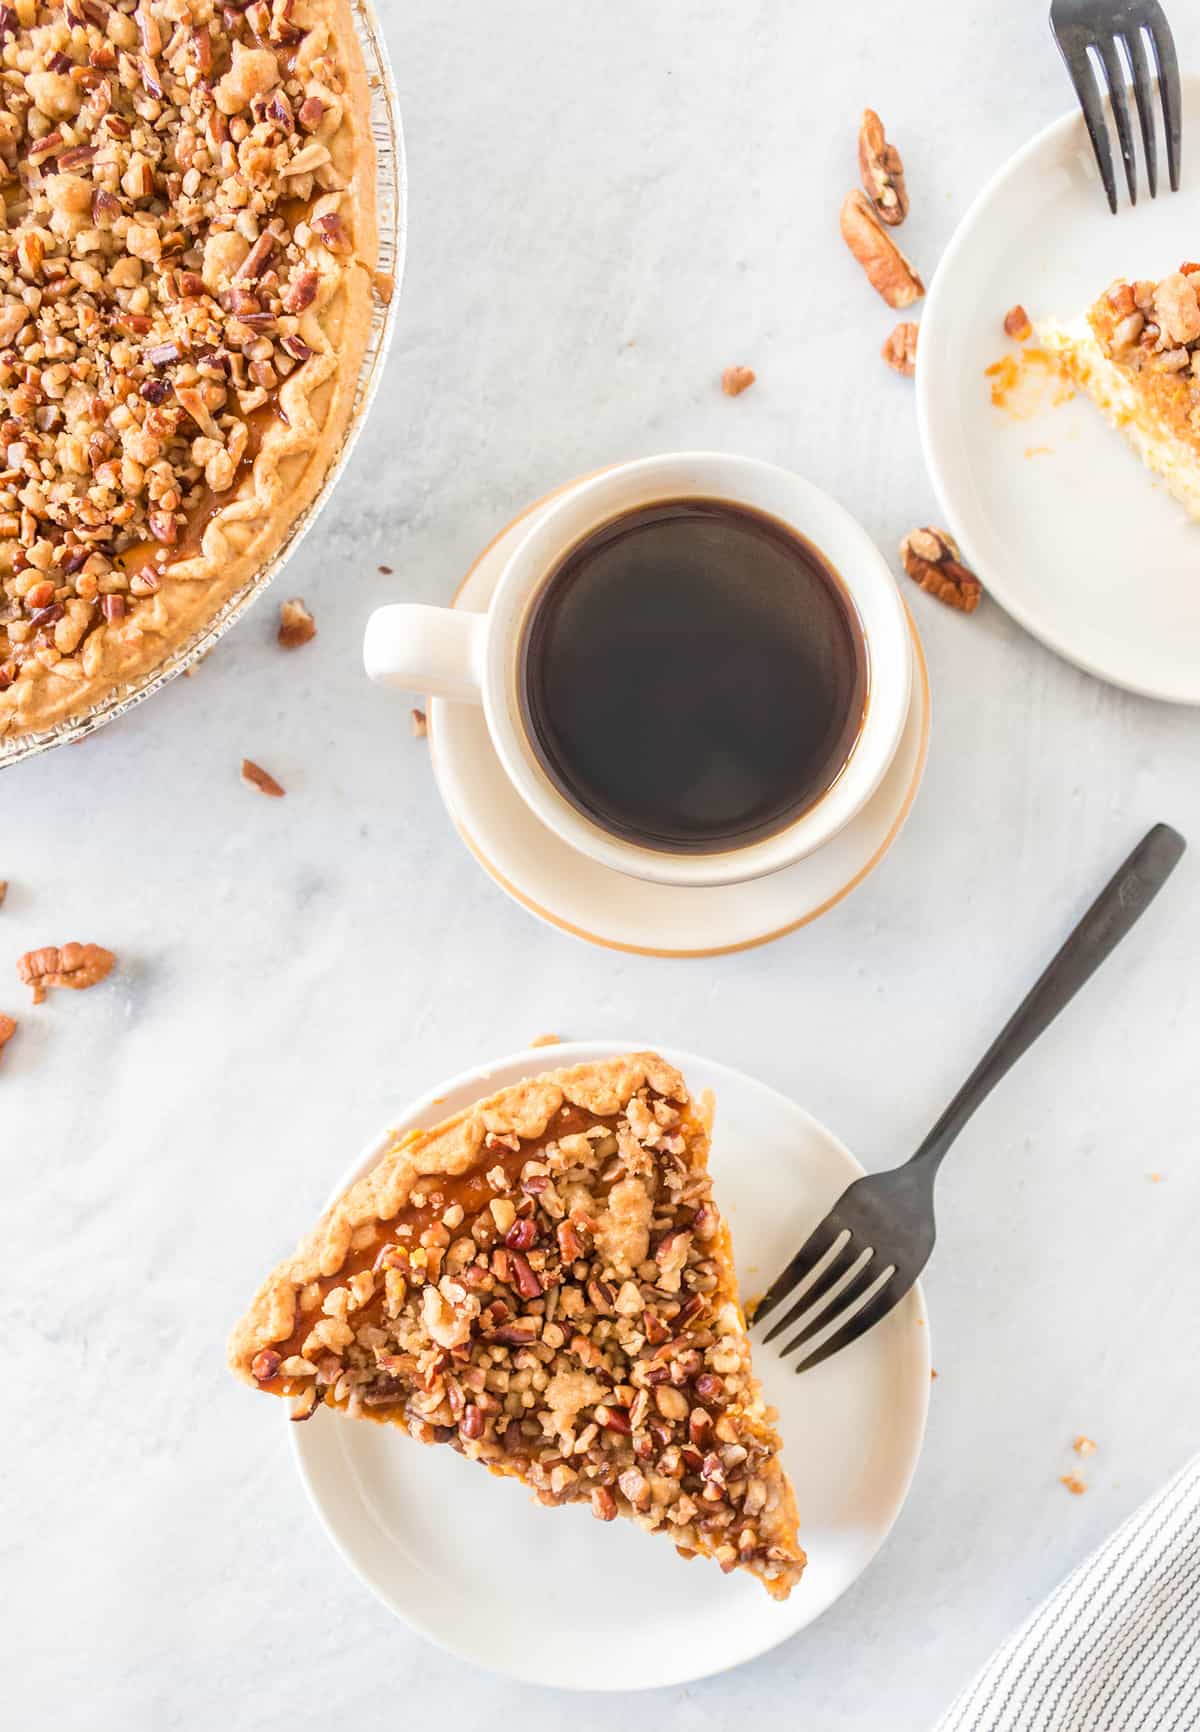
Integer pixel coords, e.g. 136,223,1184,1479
378,565,394,575
899,528,982,613
242,758,286,798
17,943,115,1005
0,1012,16,1057
278,599,317,650
1004,304,1033,342
840,189,924,308
410,708,427,739
858,109,909,226
931,1368,939,1380
1073,1435,1098,1458
530,1033,562,1048
1060,1474,1087,1496
721,365,756,397
882,322,919,376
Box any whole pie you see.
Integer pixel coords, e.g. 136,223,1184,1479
0,0,378,743
228,1052,807,1599
1039,265,1200,519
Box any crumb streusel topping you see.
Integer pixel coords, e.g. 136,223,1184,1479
0,0,375,740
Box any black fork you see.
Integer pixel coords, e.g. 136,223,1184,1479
754,824,1186,1373
1050,0,1182,210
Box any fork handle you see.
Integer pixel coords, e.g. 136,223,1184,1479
910,823,1186,1174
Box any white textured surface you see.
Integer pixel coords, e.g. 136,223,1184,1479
4,3,1200,1728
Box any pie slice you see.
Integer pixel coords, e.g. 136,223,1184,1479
1039,264,1200,518
228,1051,806,1599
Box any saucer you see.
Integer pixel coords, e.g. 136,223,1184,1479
428,495,930,956
291,1041,931,1688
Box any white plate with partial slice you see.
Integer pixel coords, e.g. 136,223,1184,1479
917,76,1200,704
289,1041,930,1688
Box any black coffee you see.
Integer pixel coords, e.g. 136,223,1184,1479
519,499,867,854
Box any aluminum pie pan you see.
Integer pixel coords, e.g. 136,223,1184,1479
0,0,405,769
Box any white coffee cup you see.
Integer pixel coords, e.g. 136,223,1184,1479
364,453,912,888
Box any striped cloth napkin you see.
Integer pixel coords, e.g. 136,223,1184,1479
935,1454,1200,1731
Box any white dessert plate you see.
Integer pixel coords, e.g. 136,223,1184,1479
291,1041,931,1690
425,503,930,957
917,75,1200,704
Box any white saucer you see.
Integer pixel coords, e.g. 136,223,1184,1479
427,496,930,956
291,1041,931,1689
918,77,1200,704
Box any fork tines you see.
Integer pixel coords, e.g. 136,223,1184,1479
1050,0,1182,211
754,1217,905,1374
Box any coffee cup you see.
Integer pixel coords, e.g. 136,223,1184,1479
363,453,912,888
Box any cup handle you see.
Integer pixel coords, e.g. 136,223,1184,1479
362,604,488,703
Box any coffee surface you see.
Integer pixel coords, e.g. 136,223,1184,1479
520,499,867,854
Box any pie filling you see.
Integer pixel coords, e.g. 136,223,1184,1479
240,1078,805,1596
1038,265,1200,519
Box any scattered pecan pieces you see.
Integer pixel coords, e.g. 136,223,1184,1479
899,528,982,613
1004,304,1033,341
1073,1435,1098,1458
410,708,427,739
17,942,115,1005
721,365,756,397
840,190,924,309
0,1012,15,1058
278,598,317,650
1060,1474,1087,1496
882,321,919,376
241,758,286,797
858,109,908,226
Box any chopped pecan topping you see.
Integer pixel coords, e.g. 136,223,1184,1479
278,598,316,650
900,527,982,613
1003,304,1033,342
244,1079,800,1593
241,757,285,797
17,941,114,1004
881,321,918,376
858,108,908,226
0,1010,15,1058
0,0,359,713
720,365,756,397
839,189,924,308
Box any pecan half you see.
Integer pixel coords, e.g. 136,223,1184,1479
277,598,316,650
0,1011,15,1058
881,321,918,376
1003,304,1033,342
241,757,286,797
899,528,982,614
17,942,115,1004
839,190,923,308
858,109,908,225
721,365,756,397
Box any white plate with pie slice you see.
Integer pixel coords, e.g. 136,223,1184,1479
291,1041,930,1689
917,76,1200,704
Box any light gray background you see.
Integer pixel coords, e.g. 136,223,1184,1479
5,3,1199,1727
